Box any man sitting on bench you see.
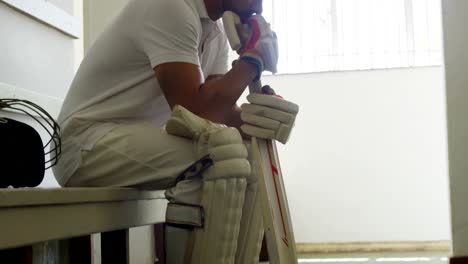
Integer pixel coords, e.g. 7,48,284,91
52,0,298,263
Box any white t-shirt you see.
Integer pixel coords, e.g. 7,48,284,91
53,0,230,186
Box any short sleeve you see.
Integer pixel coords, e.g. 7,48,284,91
208,30,230,75
137,0,201,68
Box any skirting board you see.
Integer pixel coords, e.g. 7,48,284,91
296,241,450,254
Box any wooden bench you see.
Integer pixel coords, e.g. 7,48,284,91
0,187,168,264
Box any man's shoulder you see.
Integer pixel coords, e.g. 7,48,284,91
141,0,198,18
134,0,201,30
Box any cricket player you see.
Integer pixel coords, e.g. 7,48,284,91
53,0,299,263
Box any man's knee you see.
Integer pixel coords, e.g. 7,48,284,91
200,127,250,181
165,106,252,199
165,126,250,204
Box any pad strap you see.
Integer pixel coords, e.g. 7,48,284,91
166,202,204,229
175,155,213,183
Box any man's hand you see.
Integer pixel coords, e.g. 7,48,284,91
240,90,299,144
239,15,279,79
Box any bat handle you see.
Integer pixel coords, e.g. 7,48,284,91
249,80,263,94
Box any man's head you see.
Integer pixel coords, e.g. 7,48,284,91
224,0,263,22
205,0,262,22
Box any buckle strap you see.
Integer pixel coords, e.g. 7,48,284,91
175,155,213,183
166,202,205,229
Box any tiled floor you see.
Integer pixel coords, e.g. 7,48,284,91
262,251,448,264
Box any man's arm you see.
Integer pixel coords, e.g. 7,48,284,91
154,60,257,125
204,74,244,129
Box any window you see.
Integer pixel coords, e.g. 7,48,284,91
262,0,443,74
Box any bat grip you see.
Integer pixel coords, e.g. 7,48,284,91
249,80,263,94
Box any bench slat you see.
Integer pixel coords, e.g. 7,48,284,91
0,188,165,208
0,198,167,249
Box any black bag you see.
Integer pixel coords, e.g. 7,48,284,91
0,118,45,187
0,99,61,188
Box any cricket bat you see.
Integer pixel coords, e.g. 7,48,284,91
222,12,298,264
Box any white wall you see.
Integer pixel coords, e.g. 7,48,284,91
441,0,468,257
261,66,450,243
0,2,76,99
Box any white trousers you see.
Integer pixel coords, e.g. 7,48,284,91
65,122,197,194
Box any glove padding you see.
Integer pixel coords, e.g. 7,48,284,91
239,15,279,78
240,94,299,144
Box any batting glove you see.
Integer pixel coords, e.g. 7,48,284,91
239,15,279,80
240,89,299,144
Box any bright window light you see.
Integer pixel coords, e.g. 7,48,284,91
262,0,442,74
298,258,370,263
375,257,433,262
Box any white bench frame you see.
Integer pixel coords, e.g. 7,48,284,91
0,188,168,263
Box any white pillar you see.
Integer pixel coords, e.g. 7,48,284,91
441,0,468,258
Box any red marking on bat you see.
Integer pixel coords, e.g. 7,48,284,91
282,237,289,246
266,140,289,247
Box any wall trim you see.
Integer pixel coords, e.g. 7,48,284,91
296,241,450,254
1,0,81,38
0,82,63,118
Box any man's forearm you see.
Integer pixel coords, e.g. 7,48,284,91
194,60,257,124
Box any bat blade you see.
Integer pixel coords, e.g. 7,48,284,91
251,137,298,264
